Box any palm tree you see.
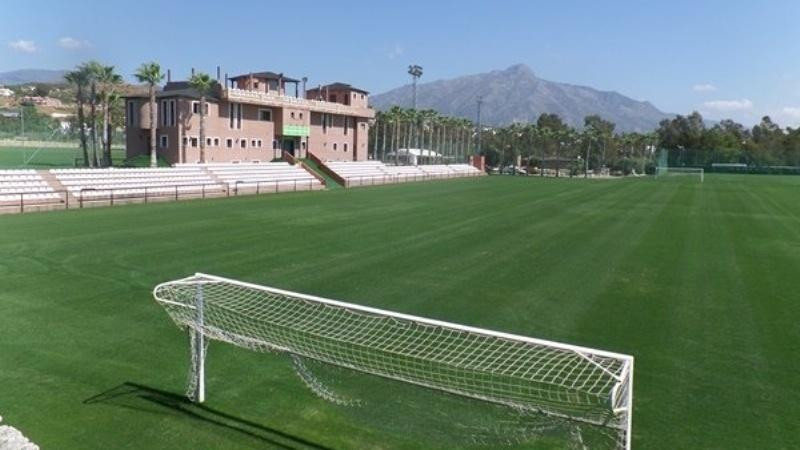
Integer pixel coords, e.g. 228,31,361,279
537,127,552,177
189,72,216,164
64,68,90,167
134,62,165,167
81,61,104,167
96,65,123,167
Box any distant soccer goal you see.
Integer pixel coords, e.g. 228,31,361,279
153,273,634,449
655,166,704,182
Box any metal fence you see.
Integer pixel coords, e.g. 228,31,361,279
0,177,319,214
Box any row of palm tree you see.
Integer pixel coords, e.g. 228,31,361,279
371,107,474,165
65,61,123,167
66,61,216,168
368,107,658,175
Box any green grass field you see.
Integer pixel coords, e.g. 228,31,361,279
0,145,126,168
1,175,798,449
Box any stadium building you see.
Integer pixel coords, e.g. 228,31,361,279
124,71,375,164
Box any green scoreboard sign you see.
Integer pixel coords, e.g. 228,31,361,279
283,125,310,137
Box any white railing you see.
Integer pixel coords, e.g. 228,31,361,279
223,88,374,118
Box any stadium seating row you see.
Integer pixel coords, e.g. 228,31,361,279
0,170,60,206
324,161,483,186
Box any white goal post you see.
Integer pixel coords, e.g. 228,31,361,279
153,273,634,449
655,166,704,182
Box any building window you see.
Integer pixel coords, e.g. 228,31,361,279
333,143,337,151
301,141,306,150
159,135,168,148
206,137,212,146
254,81,260,89
182,136,188,147
240,139,247,149
256,139,262,148
344,116,349,135
299,112,303,119
226,138,233,148
161,100,176,126
329,94,337,103
213,138,220,147
190,137,198,148
127,101,136,126
344,143,348,152
251,139,257,147
322,113,332,133
290,111,295,119
229,103,242,129
273,140,278,150
191,101,208,115
258,109,272,121
360,94,365,100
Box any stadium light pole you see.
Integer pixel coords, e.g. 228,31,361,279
408,65,423,109
476,96,483,156
19,104,25,140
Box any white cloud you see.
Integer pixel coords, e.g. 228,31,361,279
780,107,800,120
387,43,404,60
703,99,753,112
58,36,91,50
693,83,717,92
8,39,37,53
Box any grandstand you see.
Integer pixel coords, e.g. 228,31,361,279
323,161,483,187
178,162,323,194
0,169,63,210
0,162,324,214
0,159,484,214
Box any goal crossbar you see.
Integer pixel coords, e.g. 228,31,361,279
655,166,704,182
153,273,634,448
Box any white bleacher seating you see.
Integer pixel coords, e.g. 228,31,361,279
324,161,482,186
51,167,223,198
191,162,322,191
0,170,61,204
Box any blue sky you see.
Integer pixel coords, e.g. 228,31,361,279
3,0,800,127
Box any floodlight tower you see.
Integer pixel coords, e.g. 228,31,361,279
476,96,483,155
408,64,423,109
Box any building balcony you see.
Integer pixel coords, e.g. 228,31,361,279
222,88,374,119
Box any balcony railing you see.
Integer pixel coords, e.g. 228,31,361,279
223,88,374,118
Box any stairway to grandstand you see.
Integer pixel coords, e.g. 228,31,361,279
180,162,323,193
324,161,483,187
0,169,63,208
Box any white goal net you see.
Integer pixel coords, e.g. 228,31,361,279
655,166,704,182
153,273,634,449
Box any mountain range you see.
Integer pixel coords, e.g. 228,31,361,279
0,69,68,85
370,64,673,132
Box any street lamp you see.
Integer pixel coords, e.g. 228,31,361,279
408,65,423,109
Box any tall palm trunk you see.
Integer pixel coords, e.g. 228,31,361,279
101,101,110,167
394,119,399,166
381,120,387,162
106,118,113,167
199,96,206,163
90,82,98,167
76,86,89,166
149,85,157,167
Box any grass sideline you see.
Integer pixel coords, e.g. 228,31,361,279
1,175,798,448
0,145,126,168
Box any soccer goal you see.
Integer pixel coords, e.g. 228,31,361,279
655,166,704,182
153,273,634,449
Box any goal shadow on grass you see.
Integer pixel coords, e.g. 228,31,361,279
83,382,333,450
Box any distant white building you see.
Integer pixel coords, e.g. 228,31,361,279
0,87,13,97
386,148,445,165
